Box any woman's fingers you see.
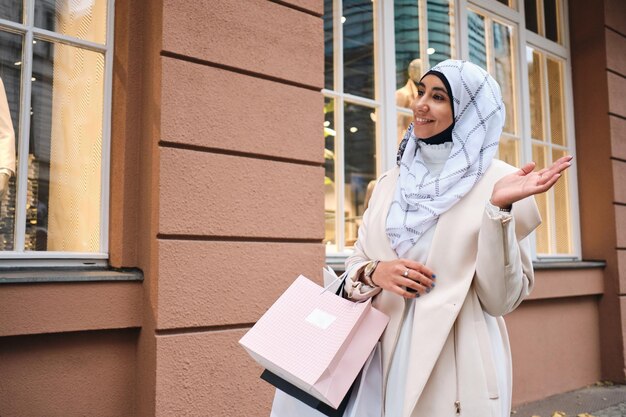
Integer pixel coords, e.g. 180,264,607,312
396,287,419,299
399,277,425,293
517,161,536,176
402,259,435,278
403,269,434,288
536,158,571,187
373,259,436,299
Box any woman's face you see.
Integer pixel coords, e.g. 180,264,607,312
412,74,454,139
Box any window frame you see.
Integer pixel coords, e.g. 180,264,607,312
326,0,581,263
0,0,114,265
323,0,385,257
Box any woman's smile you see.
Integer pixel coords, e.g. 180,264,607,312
414,117,434,125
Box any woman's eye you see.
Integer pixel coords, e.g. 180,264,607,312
434,94,445,101
417,90,425,96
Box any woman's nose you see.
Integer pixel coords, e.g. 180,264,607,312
413,98,428,113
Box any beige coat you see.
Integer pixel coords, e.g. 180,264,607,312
345,159,541,416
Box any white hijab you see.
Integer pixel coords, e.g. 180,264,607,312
386,60,505,257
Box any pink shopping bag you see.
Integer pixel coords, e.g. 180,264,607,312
239,274,389,409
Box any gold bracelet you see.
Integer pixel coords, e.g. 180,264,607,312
362,260,380,287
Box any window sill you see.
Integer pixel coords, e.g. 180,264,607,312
0,268,144,337
0,267,143,284
532,260,606,270
326,254,606,273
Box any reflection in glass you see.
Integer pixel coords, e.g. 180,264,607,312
552,149,571,253
395,0,420,90
324,0,334,90
0,30,22,251
527,48,544,140
35,0,107,44
427,0,454,66
543,0,560,43
498,137,519,167
396,108,413,147
343,0,374,99
28,40,104,252
547,57,565,146
493,21,515,135
532,144,550,254
324,98,336,247
0,0,23,22
467,10,486,70
524,0,539,34
344,103,376,247
395,0,421,146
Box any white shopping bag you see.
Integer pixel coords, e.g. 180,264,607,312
270,343,383,417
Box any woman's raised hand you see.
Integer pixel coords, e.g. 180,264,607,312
490,155,573,209
371,259,436,299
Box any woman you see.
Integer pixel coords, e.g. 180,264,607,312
344,60,571,417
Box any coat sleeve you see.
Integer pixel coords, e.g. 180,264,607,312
474,201,536,317
343,180,383,301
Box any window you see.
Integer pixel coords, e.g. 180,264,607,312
0,0,113,263
324,0,579,262
323,0,379,253
466,7,520,166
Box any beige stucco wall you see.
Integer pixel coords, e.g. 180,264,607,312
570,0,626,383
148,1,325,416
2,0,625,415
508,272,604,405
0,329,138,417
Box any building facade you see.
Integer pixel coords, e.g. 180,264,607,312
0,0,624,416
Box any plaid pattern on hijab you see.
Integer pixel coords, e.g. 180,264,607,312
386,60,505,257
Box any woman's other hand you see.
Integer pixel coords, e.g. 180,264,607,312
490,155,573,209
371,259,436,298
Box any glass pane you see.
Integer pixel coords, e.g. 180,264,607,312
396,108,413,147
0,0,23,22
35,0,107,45
28,40,104,252
344,103,376,247
394,0,421,91
552,149,571,253
343,0,374,98
394,0,420,147
324,0,333,90
499,137,519,167
0,30,22,251
524,0,539,34
543,0,560,43
527,47,544,140
324,98,335,248
427,0,454,66
467,10,487,70
493,21,516,135
547,57,566,146
532,144,551,254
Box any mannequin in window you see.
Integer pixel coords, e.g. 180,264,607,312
364,59,423,212
0,77,16,201
395,58,422,145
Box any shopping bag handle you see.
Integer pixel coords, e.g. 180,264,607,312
321,266,349,297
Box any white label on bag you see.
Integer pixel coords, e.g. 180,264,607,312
305,308,337,330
